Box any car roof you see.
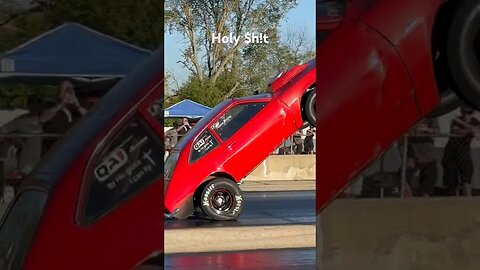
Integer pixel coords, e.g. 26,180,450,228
232,93,273,101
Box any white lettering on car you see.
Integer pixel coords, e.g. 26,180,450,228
143,149,156,166
194,137,206,151
203,184,215,206
129,136,149,152
94,148,128,182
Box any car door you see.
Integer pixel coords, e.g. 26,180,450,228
0,50,164,270
213,99,296,180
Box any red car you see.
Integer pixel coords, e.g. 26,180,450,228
316,0,480,213
0,50,164,269
164,59,316,220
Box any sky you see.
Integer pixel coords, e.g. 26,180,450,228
165,0,316,87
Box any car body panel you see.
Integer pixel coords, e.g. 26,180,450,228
275,59,316,128
316,0,443,213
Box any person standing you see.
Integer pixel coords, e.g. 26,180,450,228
292,129,304,154
165,123,179,153
40,80,88,153
176,118,192,141
409,118,440,196
442,106,480,196
0,97,43,176
304,126,316,154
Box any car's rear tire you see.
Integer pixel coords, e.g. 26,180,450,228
304,90,316,127
447,0,480,110
200,178,243,221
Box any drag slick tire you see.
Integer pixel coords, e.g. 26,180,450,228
304,89,316,127
447,0,480,110
200,178,244,221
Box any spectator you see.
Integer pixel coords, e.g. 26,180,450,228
409,118,440,196
40,80,88,152
293,130,304,154
442,106,480,196
0,97,43,175
278,137,293,155
165,123,179,152
176,118,192,140
304,126,316,154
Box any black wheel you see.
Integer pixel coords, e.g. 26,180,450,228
200,178,243,221
447,0,480,110
304,89,316,127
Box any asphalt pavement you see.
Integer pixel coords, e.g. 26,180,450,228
165,191,315,229
164,191,316,268
164,248,316,270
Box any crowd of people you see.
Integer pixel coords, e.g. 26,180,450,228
346,106,480,198
276,126,316,155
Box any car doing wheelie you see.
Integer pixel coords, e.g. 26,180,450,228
316,0,480,212
164,59,316,221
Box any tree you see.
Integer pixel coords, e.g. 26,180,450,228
165,0,297,83
0,0,164,109
165,0,315,107
242,26,315,93
46,0,163,50
1,0,163,51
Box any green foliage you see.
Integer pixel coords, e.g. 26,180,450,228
176,72,247,108
46,0,163,50
164,118,177,127
165,0,298,84
165,0,315,107
0,84,56,109
0,0,163,109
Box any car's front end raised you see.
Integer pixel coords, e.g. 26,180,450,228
163,150,196,220
163,100,233,219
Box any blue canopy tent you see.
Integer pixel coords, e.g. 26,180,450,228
0,23,152,88
165,99,212,119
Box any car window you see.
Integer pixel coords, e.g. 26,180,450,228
211,102,267,141
82,116,163,224
190,129,220,162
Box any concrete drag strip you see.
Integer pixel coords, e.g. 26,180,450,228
243,190,315,199
241,180,315,192
165,224,316,254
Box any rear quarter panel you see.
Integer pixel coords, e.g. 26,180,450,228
276,64,316,128
348,0,442,115
317,18,419,212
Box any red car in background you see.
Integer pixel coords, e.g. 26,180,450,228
317,0,480,212
165,59,316,221
0,50,164,269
